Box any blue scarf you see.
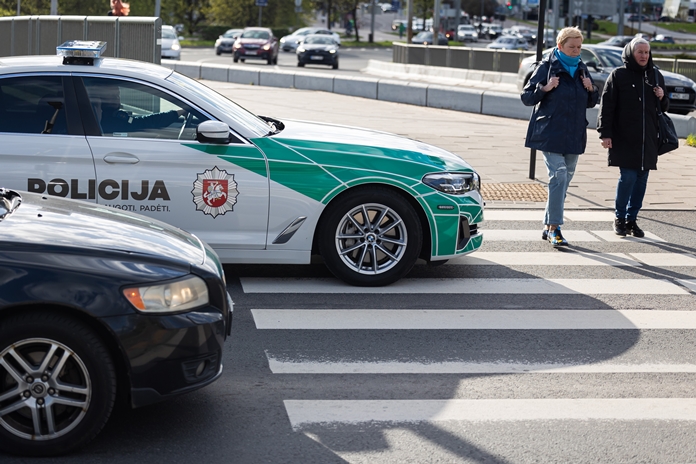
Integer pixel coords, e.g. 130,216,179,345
555,49,580,77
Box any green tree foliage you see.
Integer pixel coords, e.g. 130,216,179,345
461,0,498,19
208,0,299,30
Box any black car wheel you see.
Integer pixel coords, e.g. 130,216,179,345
0,312,116,457
215,48,221,56
332,60,339,70
297,61,305,67
318,186,422,286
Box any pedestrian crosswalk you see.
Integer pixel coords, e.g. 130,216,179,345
239,209,696,461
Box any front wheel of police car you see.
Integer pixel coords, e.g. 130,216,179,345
318,186,423,287
0,312,116,457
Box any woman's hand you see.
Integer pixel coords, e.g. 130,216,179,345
542,76,559,92
582,77,593,91
600,138,613,149
654,86,664,100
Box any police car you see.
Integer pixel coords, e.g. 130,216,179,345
0,41,483,287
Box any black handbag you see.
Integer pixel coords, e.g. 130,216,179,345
654,68,679,155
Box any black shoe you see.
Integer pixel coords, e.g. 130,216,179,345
626,220,645,238
542,229,549,240
613,218,627,236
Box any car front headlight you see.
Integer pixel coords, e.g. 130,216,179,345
422,172,480,194
172,43,181,51
330,49,337,53
263,44,271,50
297,47,305,53
123,275,209,314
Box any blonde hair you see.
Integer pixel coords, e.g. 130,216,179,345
556,27,583,46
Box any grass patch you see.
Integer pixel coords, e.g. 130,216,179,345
654,22,696,34
180,39,215,47
341,40,393,47
686,133,696,147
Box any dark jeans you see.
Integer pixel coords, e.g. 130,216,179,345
615,167,649,221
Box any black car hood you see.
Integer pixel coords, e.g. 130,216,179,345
302,44,337,51
0,190,206,266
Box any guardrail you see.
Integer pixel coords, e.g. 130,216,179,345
395,42,696,82
0,15,161,64
393,42,533,74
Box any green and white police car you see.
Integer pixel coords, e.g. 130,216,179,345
0,41,483,286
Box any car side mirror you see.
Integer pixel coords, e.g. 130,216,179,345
586,61,600,72
197,121,231,144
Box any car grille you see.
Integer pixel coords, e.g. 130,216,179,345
244,44,260,50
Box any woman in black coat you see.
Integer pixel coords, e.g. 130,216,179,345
597,38,668,237
521,27,599,247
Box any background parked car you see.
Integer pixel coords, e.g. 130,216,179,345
215,28,243,55
297,34,340,69
457,24,479,42
411,31,448,45
160,25,181,60
597,35,634,47
0,188,232,457
652,34,675,44
627,14,650,22
280,27,340,52
233,27,279,65
487,35,529,50
517,44,696,115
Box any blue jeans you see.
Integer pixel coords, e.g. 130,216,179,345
615,167,649,221
542,152,579,226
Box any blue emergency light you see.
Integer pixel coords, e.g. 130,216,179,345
57,40,107,65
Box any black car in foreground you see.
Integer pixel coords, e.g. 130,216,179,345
0,189,232,457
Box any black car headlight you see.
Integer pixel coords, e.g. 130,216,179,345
123,275,209,314
422,172,480,194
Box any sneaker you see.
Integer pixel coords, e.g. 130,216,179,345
613,218,627,236
626,220,645,238
547,228,568,247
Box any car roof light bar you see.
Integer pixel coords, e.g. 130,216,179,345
57,40,107,65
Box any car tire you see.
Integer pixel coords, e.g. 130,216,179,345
332,60,339,70
318,186,422,287
298,61,305,67
216,49,221,56
0,312,116,457
233,55,239,63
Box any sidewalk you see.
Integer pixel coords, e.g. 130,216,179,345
202,79,696,210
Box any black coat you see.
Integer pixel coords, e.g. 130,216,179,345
521,49,599,155
596,44,669,170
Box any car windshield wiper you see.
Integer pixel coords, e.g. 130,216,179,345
259,115,285,135
0,188,22,221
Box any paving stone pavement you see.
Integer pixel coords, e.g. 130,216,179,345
202,79,696,211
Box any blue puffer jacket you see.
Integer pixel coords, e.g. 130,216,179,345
521,49,599,155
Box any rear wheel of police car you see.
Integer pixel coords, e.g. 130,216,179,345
0,312,116,457
318,187,422,286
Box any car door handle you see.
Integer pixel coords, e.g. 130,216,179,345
103,153,140,164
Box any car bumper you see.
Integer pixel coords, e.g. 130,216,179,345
103,299,232,408
298,53,337,64
236,50,272,59
162,50,181,60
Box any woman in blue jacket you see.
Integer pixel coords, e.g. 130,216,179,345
521,27,599,246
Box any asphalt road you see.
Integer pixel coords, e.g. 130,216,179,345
5,85,696,463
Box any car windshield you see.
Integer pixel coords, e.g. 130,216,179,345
162,28,177,39
498,38,514,43
166,72,272,137
241,30,269,39
305,36,334,44
595,48,624,67
223,30,239,38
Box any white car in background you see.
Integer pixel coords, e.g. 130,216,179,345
161,25,181,60
457,24,478,42
486,35,529,50
280,27,341,52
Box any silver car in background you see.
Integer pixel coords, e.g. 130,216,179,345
161,25,181,60
280,27,341,52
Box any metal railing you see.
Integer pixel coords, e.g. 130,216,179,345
393,42,533,74
0,15,161,64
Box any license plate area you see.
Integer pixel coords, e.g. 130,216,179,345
310,55,324,60
670,92,690,100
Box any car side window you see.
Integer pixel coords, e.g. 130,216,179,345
82,77,209,140
0,76,67,135
580,50,597,67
